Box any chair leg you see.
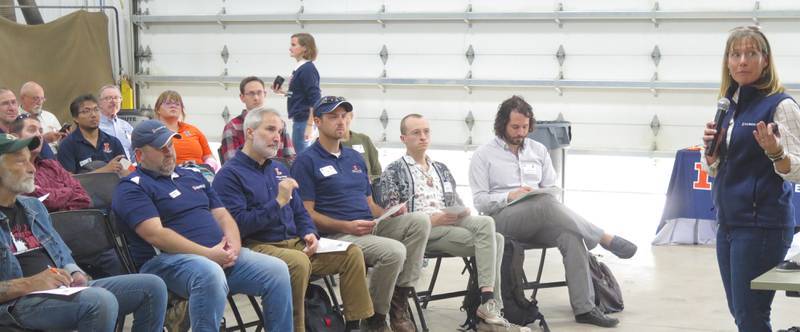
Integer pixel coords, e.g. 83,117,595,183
323,275,344,315
531,248,547,300
247,295,264,332
227,295,247,332
421,257,443,308
410,288,428,332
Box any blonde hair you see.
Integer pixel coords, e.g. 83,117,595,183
291,32,317,61
719,26,783,98
154,90,186,121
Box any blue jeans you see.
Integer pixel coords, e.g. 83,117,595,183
8,274,167,332
716,225,793,332
292,119,308,154
140,247,293,332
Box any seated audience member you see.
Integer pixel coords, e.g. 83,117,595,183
98,84,134,159
213,107,374,331
291,96,431,332
0,133,167,332
219,76,296,164
380,114,528,332
112,120,293,331
11,116,125,278
57,94,130,176
153,90,220,171
341,111,381,181
18,81,65,148
11,116,91,211
0,88,20,133
469,96,636,328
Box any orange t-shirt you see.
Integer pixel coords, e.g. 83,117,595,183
172,122,212,165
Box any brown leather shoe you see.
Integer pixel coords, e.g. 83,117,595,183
389,287,415,332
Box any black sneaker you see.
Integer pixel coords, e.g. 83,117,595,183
575,308,619,328
603,236,637,259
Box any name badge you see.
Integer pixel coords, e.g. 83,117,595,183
443,181,454,193
352,144,365,153
320,165,338,177
521,163,537,175
79,158,92,167
169,190,182,199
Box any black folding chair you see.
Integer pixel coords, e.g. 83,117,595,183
72,172,120,210
49,209,127,331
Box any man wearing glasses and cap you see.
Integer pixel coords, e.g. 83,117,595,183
113,120,294,331
291,96,431,332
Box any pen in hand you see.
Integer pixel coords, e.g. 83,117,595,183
47,265,72,288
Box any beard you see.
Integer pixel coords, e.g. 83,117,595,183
253,135,278,159
0,169,34,194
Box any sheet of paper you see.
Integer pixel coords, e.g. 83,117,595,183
372,202,406,234
508,187,562,206
314,238,352,254
441,205,468,215
29,286,88,296
38,193,49,202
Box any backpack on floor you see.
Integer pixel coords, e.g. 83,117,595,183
500,238,550,332
588,253,624,314
305,284,345,332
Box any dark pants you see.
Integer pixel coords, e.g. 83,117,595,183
76,248,126,278
716,225,793,332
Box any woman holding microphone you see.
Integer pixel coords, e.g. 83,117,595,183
702,26,798,332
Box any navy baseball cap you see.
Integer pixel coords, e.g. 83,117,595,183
313,96,353,117
131,120,181,149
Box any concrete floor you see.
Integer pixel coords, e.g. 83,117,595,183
151,152,800,331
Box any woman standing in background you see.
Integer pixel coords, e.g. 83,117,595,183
275,32,321,153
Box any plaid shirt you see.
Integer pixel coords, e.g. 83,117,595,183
219,109,296,164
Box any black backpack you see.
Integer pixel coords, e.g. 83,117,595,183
305,284,345,332
588,254,624,314
500,238,550,332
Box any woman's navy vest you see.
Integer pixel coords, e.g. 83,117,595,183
712,84,795,229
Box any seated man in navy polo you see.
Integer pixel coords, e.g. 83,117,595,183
112,120,293,331
57,94,130,176
213,107,373,331
291,96,431,332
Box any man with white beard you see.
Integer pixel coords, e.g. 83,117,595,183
213,107,373,331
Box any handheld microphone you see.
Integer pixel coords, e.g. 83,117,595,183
706,98,731,156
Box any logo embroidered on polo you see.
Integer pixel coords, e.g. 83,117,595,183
352,164,363,174
103,142,111,153
192,184,205,190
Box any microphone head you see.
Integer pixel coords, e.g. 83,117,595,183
717,98,731,111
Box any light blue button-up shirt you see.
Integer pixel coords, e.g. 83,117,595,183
469,136,557,215
99,113,134,160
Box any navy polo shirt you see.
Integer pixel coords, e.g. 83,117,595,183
57,129,126,173
212,150,317,243
112,166,225,267
291,141,373,224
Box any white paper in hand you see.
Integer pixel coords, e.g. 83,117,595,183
508,187,562,206
38,193,50,202
372,202,406,234
315,238,352,254
30,286,88,296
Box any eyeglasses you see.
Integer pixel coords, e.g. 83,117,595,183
318,96,346,105
102,96,122,102
28,96,46,103
244,90,266,98
78,107,100,115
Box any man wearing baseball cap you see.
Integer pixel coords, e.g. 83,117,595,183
291,96,431,332
0,133,168,331
113,120,294,331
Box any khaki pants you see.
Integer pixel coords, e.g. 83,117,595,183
426,215,505,308
247,237,374,331
330,211,431,315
